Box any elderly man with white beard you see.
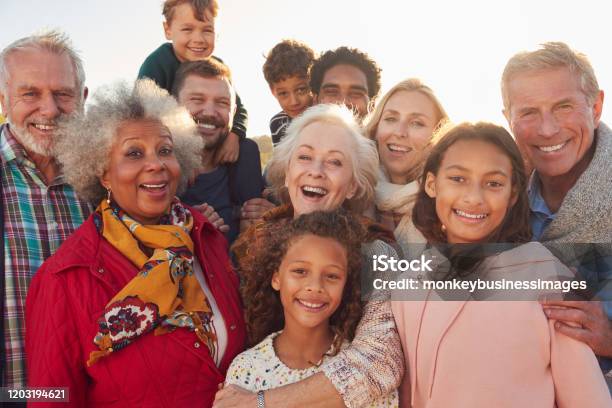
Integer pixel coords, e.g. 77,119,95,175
0,30,91,389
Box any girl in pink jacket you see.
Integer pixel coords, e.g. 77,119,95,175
391,122,611,408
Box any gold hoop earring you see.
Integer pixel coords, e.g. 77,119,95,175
106,188,112,205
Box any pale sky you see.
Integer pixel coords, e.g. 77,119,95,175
1,0,610,136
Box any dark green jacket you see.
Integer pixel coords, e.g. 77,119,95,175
138,43,248,138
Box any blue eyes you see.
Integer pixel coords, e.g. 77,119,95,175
297,155,341,166
520,104,573,119
382,117,425,128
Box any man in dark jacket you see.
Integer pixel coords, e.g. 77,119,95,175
173,59,264,245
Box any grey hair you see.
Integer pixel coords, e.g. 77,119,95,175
0,29,86,98
267,103,379,213
501,41,600,111
55,79,203,205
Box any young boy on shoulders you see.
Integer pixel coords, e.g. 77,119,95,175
139,0,246,163
263,39,316,146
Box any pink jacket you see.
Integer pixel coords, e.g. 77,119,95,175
391,242,611,408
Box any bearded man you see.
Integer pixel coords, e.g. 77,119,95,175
173,59,264,244
0,30,91,388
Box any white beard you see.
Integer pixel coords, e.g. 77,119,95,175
7,120,54,157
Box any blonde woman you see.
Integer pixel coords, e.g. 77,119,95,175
365,79,448,255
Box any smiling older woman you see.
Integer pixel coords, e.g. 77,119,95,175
25,79,246,407
216,104,404,408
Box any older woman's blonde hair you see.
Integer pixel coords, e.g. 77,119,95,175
364,78,449,183
501,41,600,111
267,103,379,213
55,79,203,205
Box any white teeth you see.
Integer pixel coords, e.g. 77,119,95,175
198,123,216,130
142,183,166,188
388,144,410,153
299,300,325,308
454,209,487,219
189,48,205,52
302,186,327,195
33,124,55,131
538,142,566,152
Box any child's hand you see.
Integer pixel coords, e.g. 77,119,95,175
215,131,240,164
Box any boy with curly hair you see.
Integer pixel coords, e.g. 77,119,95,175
263,39,316,145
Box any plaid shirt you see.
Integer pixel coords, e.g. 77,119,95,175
1,124,91,387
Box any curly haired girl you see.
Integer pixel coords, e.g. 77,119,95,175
225,209,398,407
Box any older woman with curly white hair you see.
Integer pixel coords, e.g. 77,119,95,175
216,103,403,408
26,79,246,408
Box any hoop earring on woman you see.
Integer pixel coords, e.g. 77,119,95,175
106,188,112,205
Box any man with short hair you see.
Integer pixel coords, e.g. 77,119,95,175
173,59,263,244
310,46,382,120
0,30,90,388
502,41,612,381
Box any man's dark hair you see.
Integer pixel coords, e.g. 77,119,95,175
309,46,381,100
172,58,232,97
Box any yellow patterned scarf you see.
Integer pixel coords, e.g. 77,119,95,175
87,199,216,366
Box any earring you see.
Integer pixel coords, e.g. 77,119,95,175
441,224,447,232
106,188,112,205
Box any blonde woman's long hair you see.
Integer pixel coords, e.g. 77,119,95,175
365,78,449,184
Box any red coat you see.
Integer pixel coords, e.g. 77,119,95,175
26,208,246,407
